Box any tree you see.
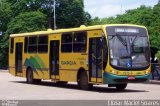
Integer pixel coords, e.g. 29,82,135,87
0,35,8,69
0,11,47,68
4,0,91,29
149,4,160,49
6,11,47,34
56,0,90,28
0,0,12,32
0,0,12,68
0,0,91,68
91,5,160,49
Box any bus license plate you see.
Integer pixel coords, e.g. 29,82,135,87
123,72,133,76
128,76,135,80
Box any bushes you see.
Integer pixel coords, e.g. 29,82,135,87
155,51,160,63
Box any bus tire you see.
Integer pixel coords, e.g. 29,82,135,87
115,83,127,91
78,71,90,90
26,68,41,84
26,68,34,84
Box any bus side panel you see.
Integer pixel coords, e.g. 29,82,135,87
60,53,88,82
9,38,16,76
60,70,77,82
23,53,50,80
59,30,103,82
38,54,49,80
21,37,27,78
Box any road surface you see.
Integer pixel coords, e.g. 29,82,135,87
0,72,160,100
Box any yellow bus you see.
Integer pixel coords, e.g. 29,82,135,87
9,24,151,90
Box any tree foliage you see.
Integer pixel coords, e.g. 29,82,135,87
91,4,160,49
0,0,91,68
7,11,47,34
56,0,90,28
0,0,12,32
3,0,91,29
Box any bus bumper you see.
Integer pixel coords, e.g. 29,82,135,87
103,72,151,84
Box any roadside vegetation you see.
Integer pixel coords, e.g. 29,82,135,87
0,0,160,68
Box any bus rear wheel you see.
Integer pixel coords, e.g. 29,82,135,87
115,84,127,91
26,68,41,84
78,71,92,90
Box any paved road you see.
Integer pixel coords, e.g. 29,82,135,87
0,72,160,100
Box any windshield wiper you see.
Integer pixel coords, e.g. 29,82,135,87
109,34,130,57
109,34,127,47
130,35,138,46
115,34,129,54
116,35,127,47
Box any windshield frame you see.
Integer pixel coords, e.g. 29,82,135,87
106,26,150,71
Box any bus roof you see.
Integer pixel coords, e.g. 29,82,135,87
10,24,146,37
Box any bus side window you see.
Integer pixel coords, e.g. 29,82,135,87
24,37,28,53
10,38,14,53
38,35,48,53
61,33,73,52
28,36,38,53
73,32,87,52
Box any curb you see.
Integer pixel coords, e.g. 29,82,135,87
150,80,160,85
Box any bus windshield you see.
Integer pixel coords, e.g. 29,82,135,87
107,26,150,69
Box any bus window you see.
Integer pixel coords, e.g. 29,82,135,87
28,36,37,53
38,35,48,53
10,38,14,53
73,32,87,52
24,37,28,53
61,33,73,52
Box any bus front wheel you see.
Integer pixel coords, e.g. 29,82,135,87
78,71,92,90
115,84,127,91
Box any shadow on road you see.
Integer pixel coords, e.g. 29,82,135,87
10,81,148,93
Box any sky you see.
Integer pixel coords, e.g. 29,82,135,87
84,0,159,18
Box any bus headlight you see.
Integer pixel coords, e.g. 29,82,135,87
111,70,117,74
145,70,150,74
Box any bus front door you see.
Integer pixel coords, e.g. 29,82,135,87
50,40,59,80
89,38,103,83
15,43,23,75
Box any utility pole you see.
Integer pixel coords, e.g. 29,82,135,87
53,0,56,30
48,0,52,28
159,0,160,4
48,0,56,30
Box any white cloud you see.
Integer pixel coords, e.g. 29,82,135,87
84,0,158,18
92,4,121,18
